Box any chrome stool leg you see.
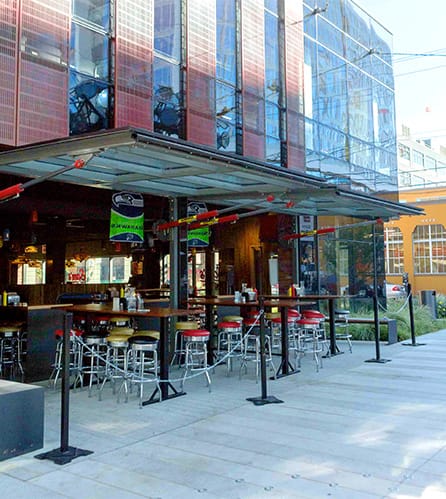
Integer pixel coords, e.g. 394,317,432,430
180,330,211,392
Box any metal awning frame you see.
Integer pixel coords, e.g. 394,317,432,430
0,127,423,220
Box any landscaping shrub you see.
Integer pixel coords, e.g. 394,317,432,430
346,299,446,342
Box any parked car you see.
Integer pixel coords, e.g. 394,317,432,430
385,283,406,299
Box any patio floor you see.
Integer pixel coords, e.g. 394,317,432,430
1,331,446,498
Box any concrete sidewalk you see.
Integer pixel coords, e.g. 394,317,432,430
1,332,446,498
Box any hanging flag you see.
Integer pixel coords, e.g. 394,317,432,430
187,201,209,247
109,192,144,242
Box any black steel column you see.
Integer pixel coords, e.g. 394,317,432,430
247,296,283,406
35,312,93,464
403,283,425,347
365,223,390,364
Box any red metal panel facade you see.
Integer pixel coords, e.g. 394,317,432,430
17,0,69,145
284,0,305,171
241,0,265,160
0,0,18,147
186,0,216,146
115,0,153,129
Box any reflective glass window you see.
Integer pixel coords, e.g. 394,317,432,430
316,47,348,131
343,0,370,49
154,0,181,60
265,101,279,138
264,0,278,13
349,137,374,170
319,124,347,161
373,83,395,148
21,31,67,66
321,0,343,29
69,69,112,135
317,17,343,57
153,57,182,137
216,0,236,84
70,23,110,80
375,147,396,178
347,66,373,142
216,82,236,151
265,136,281,164
304,38,317,118
370,18,393,66
264,11,280,105
72,0,111,31
303,5,316,38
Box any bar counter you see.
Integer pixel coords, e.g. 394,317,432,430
0,305,66,382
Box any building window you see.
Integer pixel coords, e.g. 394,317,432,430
424,155,436,171
412,150,424,166
69,2,114,135
65,256,131,284
216,0,237,152
153,0,183,138
398,143,410,160
413,224,446,274
384,226,404,275
17,261,46,285
264,1,282,165
72,0,111,31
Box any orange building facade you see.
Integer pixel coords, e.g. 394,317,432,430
385,187,446,296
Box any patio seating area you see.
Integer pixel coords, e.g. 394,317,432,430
1,331,446,498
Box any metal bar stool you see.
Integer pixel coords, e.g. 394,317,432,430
269,315,299,358
170,321,199,367
302,310,329,354
180,329,211,392
99,333,129,401
48,327,83,389
334,309,352,352
239,330,276,382
295,318,323,371
126,335,161,408
77,332,108,396
0,325,24,381
216,321,243,374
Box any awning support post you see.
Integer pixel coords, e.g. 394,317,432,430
35,312,93,464
365,223,391,364
246,296,284,406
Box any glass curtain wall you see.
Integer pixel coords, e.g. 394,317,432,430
264,0,282,164
153,0,183,138
69,0,114,135
215,0,238,152
303,0,398,193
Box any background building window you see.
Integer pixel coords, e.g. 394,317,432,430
65,256,131,284
216,0,237,152
398,143,410,160
413,224,446,274
384,226,404,275
17,261,46,285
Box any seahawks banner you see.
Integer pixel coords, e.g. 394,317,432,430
187,201,209,247
109,192,144,242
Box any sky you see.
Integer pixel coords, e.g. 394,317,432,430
359,0,446,146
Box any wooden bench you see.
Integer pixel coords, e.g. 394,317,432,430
333,317,398,344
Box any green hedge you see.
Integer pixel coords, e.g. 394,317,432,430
346,300,446,342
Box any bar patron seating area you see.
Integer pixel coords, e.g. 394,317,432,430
0,178,406,462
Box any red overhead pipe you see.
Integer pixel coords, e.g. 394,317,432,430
283,218,384,240
155,194,276,232
0,157,88,203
